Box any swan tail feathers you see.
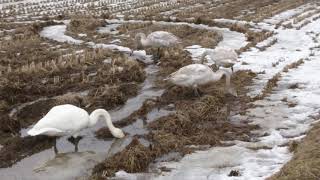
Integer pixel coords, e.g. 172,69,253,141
27,127,63,136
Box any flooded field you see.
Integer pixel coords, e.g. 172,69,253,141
1,0,320,179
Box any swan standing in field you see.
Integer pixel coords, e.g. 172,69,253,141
135,31,181,60
27,104,125,153
201,47,238,71
165,64,237,97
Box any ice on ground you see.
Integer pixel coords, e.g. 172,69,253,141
264,3,314,25
113,3,320,180
97,23,120,34
40,25,83,45
104,19,248,63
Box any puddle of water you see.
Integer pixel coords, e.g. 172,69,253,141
2,62,168,180
16,18,250,179
146,107,175,123
110,65,165,122
123,119,148,135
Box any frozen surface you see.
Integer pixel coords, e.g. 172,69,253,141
2,28,166,180
40,25,83,45
113,3,320,180
97,23,121,35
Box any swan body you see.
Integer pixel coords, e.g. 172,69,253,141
28,104,124,152
135,31,180,60
201,47,238,70
135,31,180,48
28,104,124,138
166,64,237,96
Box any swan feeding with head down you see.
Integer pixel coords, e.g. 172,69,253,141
27,104,125,153
135,31,181,60
201,47,238,71
165,64,237,97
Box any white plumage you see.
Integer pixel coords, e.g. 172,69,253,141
166,64,237,96
135,31,181,59
28,104,125,152
201,47,238,70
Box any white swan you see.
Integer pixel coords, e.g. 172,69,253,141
27,104,125,153
165,64,237,96
135,31,181,60
201,47,238,71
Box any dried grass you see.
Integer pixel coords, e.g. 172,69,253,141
269,123,320,180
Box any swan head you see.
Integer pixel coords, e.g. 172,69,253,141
111,128,125,138
227,87,238,97
135,33,146,40
135,33,145,50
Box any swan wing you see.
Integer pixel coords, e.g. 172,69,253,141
177,64,210,75
212,47,238,62
168,64,211,83
28,127,65,136
148,31,180,46
30,104,89,136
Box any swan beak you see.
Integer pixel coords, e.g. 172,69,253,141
227,87,238,97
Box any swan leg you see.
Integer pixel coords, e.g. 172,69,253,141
68,136,83,152
157,48,162,59
54,138,58,154
193,87,201,97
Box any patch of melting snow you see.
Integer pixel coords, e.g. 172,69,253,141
40,25,83,45
78,33,87,37
2,30,167,179
264,3,314,25
97,23,121,35
112,3,320,180
104,19,248,63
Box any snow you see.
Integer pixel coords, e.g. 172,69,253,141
97,23,120,35
152,5,320,180
35,3,320,179
264,3,314,25
40,25,83,45
112,3,320,180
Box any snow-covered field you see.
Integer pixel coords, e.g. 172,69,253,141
110,2,320,180
1,0,320,179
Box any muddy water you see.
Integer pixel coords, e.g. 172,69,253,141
0,63,169,180
109,65,165,122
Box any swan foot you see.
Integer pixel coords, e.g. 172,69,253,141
152,48,161,63
67,136,83,152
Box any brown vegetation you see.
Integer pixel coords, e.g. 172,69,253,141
269,123,320,180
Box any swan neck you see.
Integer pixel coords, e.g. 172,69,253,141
140,35,149,46
214,69,231,87
201,51,209,64
89,109,116,130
